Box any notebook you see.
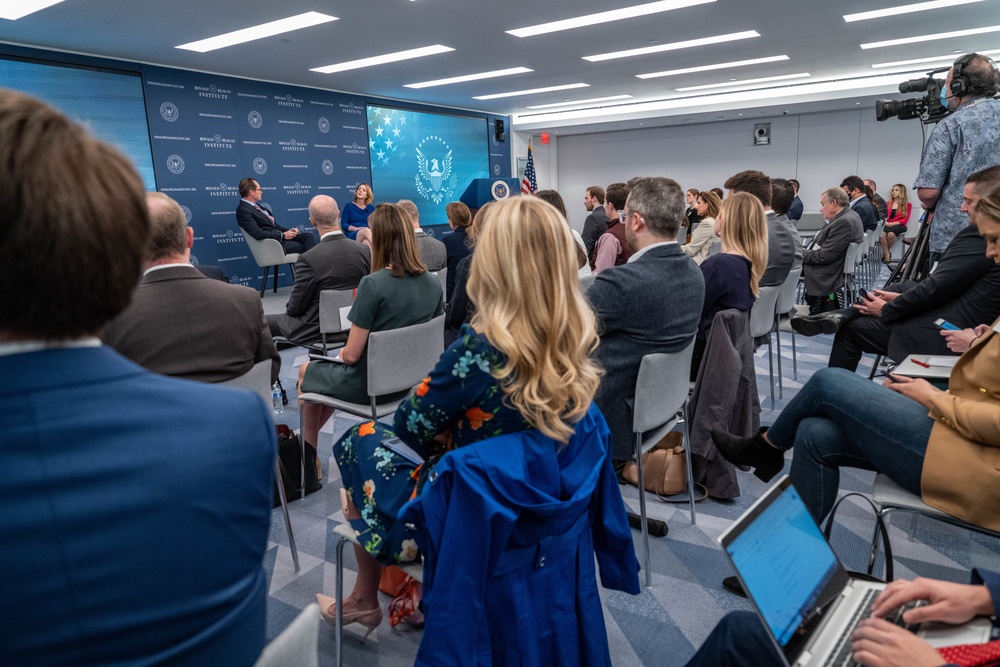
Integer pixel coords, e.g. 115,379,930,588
719,476,992,666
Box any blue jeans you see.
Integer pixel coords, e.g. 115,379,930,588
767,368,933,522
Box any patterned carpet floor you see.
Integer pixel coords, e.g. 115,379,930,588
259,284,1000,666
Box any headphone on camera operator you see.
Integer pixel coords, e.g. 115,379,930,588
941,52,1000,107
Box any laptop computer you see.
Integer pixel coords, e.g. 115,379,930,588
719,475,993,666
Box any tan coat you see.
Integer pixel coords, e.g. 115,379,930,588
921,316,1000,531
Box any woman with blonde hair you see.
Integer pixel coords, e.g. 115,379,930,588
682,190,722,265
881,183,912,262
690,191,768,377
315,196,611,634
342,183,375,244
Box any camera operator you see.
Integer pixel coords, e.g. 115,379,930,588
914,52,1000,264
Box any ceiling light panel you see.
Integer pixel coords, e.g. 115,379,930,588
526,95,633,109
676,73,810,92
473,83,589,100
176,12,337,53
871,48,1000,68
0,0,67,20
637,55,789,79
507,0,714,38
311,45,454,74
844,0,984,22
404,67,532,89
861,25,1000,49
584,31,760,62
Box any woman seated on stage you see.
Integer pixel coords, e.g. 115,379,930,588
342,182,375,244
710,184,1000,531
315,196,604,634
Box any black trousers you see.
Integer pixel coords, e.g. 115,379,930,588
684,611,779,667
280,233,317,255
829,315,891,372
806,293,839,315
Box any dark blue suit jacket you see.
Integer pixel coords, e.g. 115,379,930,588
236,199,288,242
0,346,275,665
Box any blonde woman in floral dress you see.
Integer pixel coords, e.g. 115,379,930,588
316,195,602,638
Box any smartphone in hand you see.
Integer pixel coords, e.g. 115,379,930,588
934,318,960,331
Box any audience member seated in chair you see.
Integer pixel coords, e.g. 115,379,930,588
442,201,473,300
791,166,1000,371
312,196,630,638
266,195,370,348
587,177,704,477
104,192,280,385
237,177,317,255
691,192,768,379
0,90,275,665
710,182,1000,532
801,186,865,314
686,571,1000,667
444,202,493,346
397,198,446,271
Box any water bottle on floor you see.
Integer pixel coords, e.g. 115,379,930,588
272,382,283,415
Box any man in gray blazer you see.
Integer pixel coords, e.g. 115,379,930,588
103,192,280,384
770,178,803,273
267,195,370,346
398,198,446,271
588,177,705,468
802,187,864,313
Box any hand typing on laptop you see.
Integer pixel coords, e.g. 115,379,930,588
851,578,996,667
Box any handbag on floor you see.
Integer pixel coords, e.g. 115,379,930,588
273,425,322,507
622,432,707,501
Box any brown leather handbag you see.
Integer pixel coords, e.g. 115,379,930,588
623,432,705,500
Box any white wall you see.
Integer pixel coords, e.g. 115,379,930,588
551,108,927,231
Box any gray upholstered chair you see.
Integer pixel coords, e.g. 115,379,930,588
773,267,803,392
432,268,447,303
749,284,781,410
299,314,445,423
631,342,697,587
218,360,300,573
252,603,319,667
240,229,299,297
318,289,356,355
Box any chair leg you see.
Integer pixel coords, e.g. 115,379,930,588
335,536,347,667
791,328,798,380
259,266,270,298
681,401,696,526
300,433,307,500
774,318,784,400
868,354,883,381
274,458,301,573
635,432,651,588
321,333,327,356
767,336,775,410
272,265,279,293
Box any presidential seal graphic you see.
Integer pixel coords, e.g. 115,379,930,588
247,110,263,129
160,102,179,122
318,117,330,133
181,205,193,223
493,164,501,176
189,255,200,266
414,136,456,206
166,154,185,175
321,159,334,175
491,180,510,201
252,157,268,175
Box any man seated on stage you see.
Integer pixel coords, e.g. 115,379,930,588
687,571,1000,667
236,177,317,255
0,89,275,665
267,195,370,348
104,192,280,384
791,166,1000,370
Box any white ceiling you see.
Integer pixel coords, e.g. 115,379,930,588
0,0,997,135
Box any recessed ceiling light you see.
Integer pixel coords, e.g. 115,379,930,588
507,0,714,38
177,12,337,52
404,67,532,89
526,94,633,109
311,44,454,74
871,48,1000,68
844,0,984,22
861,24,1000,49
637,55,789,79
584,31,760,62
676,72,810,92
0,0,66,20
473,83,589,100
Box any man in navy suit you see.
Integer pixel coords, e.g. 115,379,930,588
588,177,705,469
236,177,317,254
842,175,879,232
0,90,275,665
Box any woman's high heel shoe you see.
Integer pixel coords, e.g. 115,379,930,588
316,594,383,642
710,428,785,482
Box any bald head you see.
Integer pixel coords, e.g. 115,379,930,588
308,195,340,231
396,199,419,228
146,192,192,265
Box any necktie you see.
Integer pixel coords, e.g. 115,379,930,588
939,640,1000,667
255,204,274,223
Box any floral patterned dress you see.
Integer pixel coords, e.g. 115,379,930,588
333,324,530,564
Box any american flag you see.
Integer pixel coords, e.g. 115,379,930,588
521,143,537,195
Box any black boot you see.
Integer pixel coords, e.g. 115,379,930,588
303,441,323,495
709,428,785,482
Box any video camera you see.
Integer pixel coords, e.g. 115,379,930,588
875,67,950,124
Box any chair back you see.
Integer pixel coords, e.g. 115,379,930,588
240,228,293,267
842,241,862,275
749,285,781,338
319,289,356,335
707,239,722,257
366,314,445,398
632,341,695,434
432,268,447,296
775,267,802,317
218,360,272,404
578,273,596,292
252,603,319,667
